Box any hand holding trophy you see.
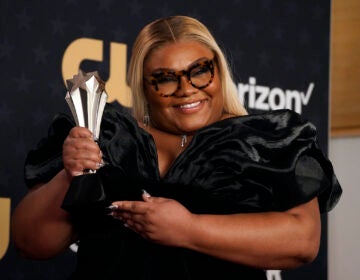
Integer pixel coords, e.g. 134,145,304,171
65,70,108,173
62,70,109,213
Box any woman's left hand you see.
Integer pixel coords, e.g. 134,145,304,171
110,192,195,247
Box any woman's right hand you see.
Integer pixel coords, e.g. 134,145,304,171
62,127,103,177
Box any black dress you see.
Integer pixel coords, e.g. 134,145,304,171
24,102,342,279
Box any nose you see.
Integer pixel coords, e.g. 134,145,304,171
174,75,196,97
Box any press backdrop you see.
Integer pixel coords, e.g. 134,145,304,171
0,0,331,279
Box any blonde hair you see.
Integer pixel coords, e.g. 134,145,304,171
127,15,247,121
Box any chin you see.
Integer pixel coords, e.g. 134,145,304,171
179,120,212,134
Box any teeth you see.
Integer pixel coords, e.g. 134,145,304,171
179,101,201,109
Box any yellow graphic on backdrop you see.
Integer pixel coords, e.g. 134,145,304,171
0,197,10,260
62,38,132,106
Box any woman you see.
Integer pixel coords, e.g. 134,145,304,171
12,16,341,279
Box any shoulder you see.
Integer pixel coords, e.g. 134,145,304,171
104,100,133,118
206,109,315,137
241,109,311,129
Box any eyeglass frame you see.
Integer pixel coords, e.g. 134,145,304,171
144,58,215,97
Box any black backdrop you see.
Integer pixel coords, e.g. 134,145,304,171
0,1,331,279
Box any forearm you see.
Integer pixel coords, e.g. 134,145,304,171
11,170,77,259
184,198,320,269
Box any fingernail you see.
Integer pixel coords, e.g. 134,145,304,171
96,161,105,168
107,205,118,210
142,189,151,198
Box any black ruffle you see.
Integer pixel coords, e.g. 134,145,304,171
24,102,342,279
25,102,341,213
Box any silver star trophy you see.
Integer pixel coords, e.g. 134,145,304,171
65,70,108,173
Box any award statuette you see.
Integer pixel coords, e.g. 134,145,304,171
62,70,108,214
65,70,108,142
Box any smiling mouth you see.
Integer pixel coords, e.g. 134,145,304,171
177,100,202,109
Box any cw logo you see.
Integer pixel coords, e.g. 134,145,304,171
0,198,10,260
62,38,132,107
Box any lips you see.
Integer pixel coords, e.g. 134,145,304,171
174,99,207,114
178,101,202,109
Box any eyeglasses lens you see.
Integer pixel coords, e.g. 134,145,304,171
151,60,214,96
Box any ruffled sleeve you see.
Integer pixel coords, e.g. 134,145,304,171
23,101,132,188
162,109,342,213
24,105,341,215
24,113,73,187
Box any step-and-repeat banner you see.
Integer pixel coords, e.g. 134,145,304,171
0,1,331,279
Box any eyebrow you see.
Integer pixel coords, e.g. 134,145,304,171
149,57,211,74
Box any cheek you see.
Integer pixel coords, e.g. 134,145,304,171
207,75,223,102
208,67,222,93
144,84,171,109
147,96,172,115
208,80,225,116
